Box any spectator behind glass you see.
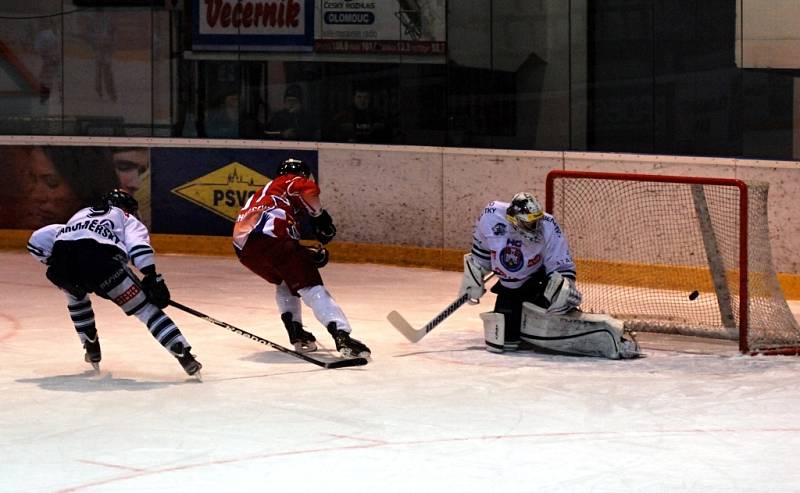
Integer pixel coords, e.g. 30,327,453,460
0,145,119,229
265,84,319,141
266,84,319,140
206,92,240,138
84,10,117,102
34,19,61,103
329,86,391,143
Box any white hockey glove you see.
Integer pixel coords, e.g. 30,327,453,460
541,272,582,314
459,254,490,304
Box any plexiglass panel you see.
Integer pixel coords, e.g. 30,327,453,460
0,0,796,159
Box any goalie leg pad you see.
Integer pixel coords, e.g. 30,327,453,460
481,311,505,353
481,311,519,353
520,302,640,359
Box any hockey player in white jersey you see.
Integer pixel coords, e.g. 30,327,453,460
460,192,639,359
27,189,202,375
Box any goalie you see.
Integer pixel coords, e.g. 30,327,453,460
459,192,640,360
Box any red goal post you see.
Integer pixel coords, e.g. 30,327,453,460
545,169,800,355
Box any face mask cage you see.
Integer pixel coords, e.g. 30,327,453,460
506,193,544,242
507,213,542,241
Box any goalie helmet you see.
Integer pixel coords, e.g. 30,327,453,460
100,189,139,216
506,192,544,242
276,158,311,179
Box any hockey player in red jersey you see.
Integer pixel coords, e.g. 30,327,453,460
27,190,202,376
233,158,370,358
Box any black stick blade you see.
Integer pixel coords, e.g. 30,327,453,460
325,357,369,369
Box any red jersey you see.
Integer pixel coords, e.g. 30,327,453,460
233,174,321,249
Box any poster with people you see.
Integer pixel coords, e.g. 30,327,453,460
0,145,151,230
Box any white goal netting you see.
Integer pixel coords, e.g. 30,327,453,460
546,170,800,354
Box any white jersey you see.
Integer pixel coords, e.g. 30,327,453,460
471,201,576,289
27,224,64,264
52,206,156,270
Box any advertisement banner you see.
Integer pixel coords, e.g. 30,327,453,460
192,0,315,51
0,145,151,230
150,148,318,236
190,0,445,54
314,0,446,55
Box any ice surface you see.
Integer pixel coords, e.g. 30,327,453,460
1,251,800,493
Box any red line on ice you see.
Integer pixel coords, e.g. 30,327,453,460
0,313,20,342
56,427,800,492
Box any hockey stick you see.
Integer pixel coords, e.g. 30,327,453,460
168,301,368,369
387,273,495,343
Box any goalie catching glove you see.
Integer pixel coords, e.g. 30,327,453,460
141,266,171,309
310,210,336,245
459,254,491,304
535,271,582,314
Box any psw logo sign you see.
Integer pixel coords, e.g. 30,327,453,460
171,162,270,222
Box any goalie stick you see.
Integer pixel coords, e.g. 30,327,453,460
387,273,495,343
168,301,368,369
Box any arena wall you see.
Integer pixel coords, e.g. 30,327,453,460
1,136,797,298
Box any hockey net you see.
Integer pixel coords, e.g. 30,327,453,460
545,170,800,355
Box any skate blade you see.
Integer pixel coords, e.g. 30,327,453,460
185,362,203,379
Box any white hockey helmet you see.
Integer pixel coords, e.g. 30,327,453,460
506,192,544,242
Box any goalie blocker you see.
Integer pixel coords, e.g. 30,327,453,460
482,302,641,360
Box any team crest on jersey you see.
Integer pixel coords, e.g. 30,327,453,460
171,162,270,222
499,245,524,272
492,223,507,236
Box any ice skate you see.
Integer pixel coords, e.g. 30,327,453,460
83,334,101,371
327,322,371,358
281,313,317,353
170,342,203,377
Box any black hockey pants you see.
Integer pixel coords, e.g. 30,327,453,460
491,268,549,341
47,239,132,301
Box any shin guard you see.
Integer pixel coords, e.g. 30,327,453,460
481,311,519,353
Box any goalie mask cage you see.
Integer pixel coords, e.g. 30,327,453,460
545,170,800,355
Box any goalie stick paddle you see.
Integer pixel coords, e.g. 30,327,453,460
388,273,495,343
168,301,368,369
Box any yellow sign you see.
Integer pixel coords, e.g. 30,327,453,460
171,162,270,222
